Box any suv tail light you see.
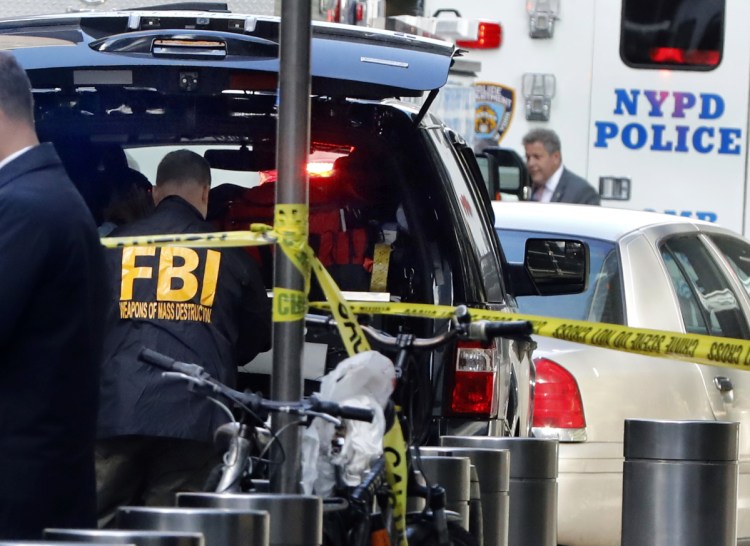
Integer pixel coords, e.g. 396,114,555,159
532,357,586,441
448,341,497,417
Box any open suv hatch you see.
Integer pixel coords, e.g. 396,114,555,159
2,6,584,442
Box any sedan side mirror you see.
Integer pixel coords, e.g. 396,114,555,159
506,238,588,296
525,238,587,295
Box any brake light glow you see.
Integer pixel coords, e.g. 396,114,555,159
307,162,335,176
256,162,335,183
649,47,720,67
456,22,502,49
449,341,497,416
533,357,585,429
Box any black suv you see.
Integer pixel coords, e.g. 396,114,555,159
3,5,581,442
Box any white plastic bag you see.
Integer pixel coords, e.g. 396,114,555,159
301,350,395,496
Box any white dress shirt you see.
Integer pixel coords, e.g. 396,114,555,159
0,145,34,172
533,164,564,203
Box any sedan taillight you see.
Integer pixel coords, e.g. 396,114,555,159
533,357,586,435
448,341,497,417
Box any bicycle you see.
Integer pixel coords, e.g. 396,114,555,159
304,305,533,546
138,303,533,546
137,347,376,495
138,347,392,546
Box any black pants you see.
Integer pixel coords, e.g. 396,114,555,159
0,455,96,539
95,435,219,528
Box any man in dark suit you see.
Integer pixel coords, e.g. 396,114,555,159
0,52,107,538
523,128,600,205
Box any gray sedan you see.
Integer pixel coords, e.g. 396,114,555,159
494,201,750,546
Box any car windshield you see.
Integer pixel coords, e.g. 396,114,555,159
497,228,625,325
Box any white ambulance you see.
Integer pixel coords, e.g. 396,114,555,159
414,0,750,235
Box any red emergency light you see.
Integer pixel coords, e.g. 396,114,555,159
649,47,720,67
326,0,365,24
456,21,502,49
326,3,340,23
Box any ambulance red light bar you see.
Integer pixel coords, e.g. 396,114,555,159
326,1,341,22
649,47,720,67
324,0,367,25
456,21,502,49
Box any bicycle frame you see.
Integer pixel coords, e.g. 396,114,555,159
213,422,254,493
305,307,532,546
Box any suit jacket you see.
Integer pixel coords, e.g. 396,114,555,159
0,143,106,538
551,168,600,205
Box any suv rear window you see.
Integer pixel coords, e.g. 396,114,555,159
620,0,725,70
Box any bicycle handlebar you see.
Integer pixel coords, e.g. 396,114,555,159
359,323,458,350
467,319,533,340
140,347,207,377
137,347,374,423
308,396,377,422
306,307,533,352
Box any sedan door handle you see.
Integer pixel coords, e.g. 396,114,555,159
714,376,734,393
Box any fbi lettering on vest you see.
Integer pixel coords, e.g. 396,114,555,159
118,246,220,324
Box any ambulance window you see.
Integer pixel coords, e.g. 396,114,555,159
621,0,725,70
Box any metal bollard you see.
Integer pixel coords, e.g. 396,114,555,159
440,436,558,546
621,419,739,546
468,465,484,546
43,529,204,546
176,492,322,546
420,446,509,546
116,507,268,546
417,455,471,530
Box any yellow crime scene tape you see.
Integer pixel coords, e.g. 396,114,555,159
102,211,750,546
310,300,750,372
101,204,370,357
103,222,750,372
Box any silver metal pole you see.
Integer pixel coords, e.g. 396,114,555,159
270,0,312,493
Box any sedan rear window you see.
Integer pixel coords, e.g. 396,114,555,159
709,234,750,303
661,235,748,338
497,229,624,325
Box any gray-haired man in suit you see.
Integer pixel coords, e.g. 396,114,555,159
523,128,600,205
